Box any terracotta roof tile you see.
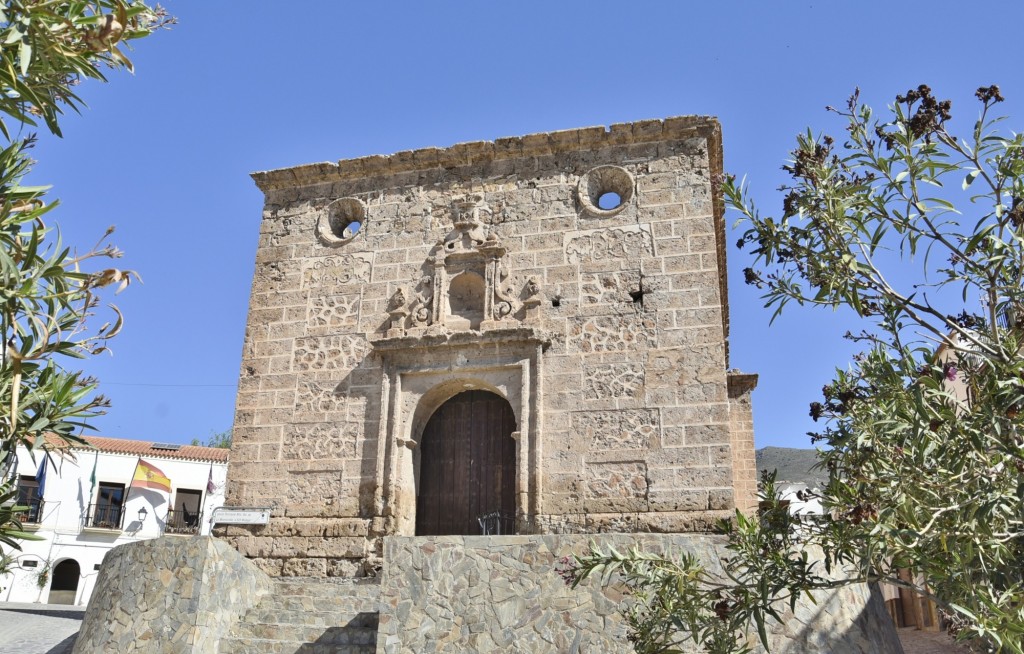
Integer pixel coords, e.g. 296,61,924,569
44,434,229,463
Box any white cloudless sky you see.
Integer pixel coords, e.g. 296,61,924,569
26,1,1024,447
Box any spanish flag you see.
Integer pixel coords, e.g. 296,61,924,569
131,459,171,493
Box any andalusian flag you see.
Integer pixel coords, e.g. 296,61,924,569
130,459,171,493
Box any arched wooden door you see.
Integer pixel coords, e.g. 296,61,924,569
416,390,516,536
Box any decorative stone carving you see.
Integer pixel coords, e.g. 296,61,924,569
565,225,654,266
411,275,433,326
583,363,645,400
403,196,524,332
307,295,360,334
522,277,543,322
568,315,656,353
387,288,409,334
585,461,648,500
295,381,344,417
293,335,369,371
572,409,658,450
301,253,373,289
284,423,358,461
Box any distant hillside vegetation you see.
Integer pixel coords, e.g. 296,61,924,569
755,446,828,487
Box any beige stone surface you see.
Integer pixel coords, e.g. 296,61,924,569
898,629,971,654
224,117,760,574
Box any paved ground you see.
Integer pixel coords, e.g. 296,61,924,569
0,602,83,654
898,628,974,654
0,602,977,654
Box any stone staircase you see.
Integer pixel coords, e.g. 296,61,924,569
219,577,381,654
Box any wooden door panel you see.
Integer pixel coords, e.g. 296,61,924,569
416,391,516,536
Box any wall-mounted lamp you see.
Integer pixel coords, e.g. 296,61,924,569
138,507,148,523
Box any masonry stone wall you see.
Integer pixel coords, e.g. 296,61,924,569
223,117,759,576
74,537,270,653
71,535,901,654
379,535,903,654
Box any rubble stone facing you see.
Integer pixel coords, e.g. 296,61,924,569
379,534,904,654
73,537,271,654
226,116,760,574
73,535,902,654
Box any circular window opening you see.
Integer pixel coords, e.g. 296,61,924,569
597,192,621,211
577,166,634,217
317,197,367,247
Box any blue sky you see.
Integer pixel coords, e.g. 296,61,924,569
27,1,1024,448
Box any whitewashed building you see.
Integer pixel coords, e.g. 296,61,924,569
0,436,228,606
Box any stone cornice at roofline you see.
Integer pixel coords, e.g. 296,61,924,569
250,115,722,193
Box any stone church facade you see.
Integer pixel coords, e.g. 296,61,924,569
73,119,904,653
222,116,758,577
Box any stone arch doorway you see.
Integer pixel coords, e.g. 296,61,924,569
47,558,80,605
415,390,516,536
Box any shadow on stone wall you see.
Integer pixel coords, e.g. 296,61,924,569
45,633,77,654
780,581,904,653
296,613,379,652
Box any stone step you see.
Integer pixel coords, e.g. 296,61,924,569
218,635,376,654
218,578,381,653
272,579,380,598
236,608,379,630
256,594,380,613
226,622,378,646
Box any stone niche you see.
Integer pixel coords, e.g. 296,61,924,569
223,115,760,577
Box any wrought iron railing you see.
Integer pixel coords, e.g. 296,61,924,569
85,503,125,529
164,508,203,535
17,498,43,524
476,511,516,535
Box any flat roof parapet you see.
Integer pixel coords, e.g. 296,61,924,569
250,115,721,193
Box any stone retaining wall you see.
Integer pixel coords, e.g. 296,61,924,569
73,537,271,654
378,534,903,654
73,534,902,653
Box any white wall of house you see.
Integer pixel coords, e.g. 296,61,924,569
777,482,824,517
1,443,228,606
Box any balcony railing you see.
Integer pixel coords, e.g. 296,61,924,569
17,498,43,525
164,508,203,535
84,503,125,530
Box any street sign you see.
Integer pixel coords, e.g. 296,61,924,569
211,507,271,526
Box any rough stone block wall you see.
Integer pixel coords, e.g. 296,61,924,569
74,537,270,653
223,117,759,576
379,535,903,654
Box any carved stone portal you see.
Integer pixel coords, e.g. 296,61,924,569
370,328,549,536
